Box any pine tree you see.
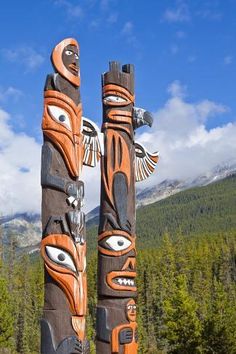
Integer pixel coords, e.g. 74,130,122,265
0,277,14,350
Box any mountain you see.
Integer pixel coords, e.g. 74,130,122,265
1,160,235,252
0,213,41,252
136,159,236,207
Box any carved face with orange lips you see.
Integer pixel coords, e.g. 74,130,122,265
51,38,80,87
98,230,137,297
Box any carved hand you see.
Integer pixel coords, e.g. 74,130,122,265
119,328,133,344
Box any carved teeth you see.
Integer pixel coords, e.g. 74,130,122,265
114,278,135,286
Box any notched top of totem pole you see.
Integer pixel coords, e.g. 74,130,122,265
51,38,80,87
102,61,134,94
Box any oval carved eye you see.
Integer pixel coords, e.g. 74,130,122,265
46,246,76,272
65,50,73,56
105,236,131,251
104,95,127,104
135,143,145,157
48,105,72,131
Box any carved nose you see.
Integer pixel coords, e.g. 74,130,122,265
122,257,136,271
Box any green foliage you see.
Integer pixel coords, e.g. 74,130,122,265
1,177,236,353
0,277,14,349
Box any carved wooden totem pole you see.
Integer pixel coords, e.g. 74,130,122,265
40,38,100,354
96,62,159,354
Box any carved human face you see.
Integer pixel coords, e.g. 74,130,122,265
98,230,137,297
126,299,137,322
62,44,79,76
51,38,80,87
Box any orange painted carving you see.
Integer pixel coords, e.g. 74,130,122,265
52,38,80,87
103,84,134,105
98,230,136,257
102,129,131,207
111,322,138,354
72,316,86,341
107,110,133,124
41,234,87,316
42,90,83,177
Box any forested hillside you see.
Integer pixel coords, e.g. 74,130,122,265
0,176,236,353
87,175,236,249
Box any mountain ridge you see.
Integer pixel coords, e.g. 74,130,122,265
1,159,235,252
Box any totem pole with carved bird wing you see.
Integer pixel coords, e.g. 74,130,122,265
96,61,159,354
41,38,100,354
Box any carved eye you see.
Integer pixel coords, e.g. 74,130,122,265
83,126,93,133
48,106,72,131
135,143,145,157
65,50,73,56
105,236,131,251
46,246,76,272
104,95,127,103
75,53,79,60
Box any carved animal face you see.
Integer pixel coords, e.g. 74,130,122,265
103,83,134,125
42,90,83,177
41,234,87,316
98,230,137,297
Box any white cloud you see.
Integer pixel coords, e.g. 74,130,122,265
167,80,187,98
163,1,190,23
0,108,41,215
1,47,44,71
121,21,138,47
0,82,235,216
53,0,83,18
136,81,235,189
0,87,23,102
224,55,233,65
122,21,133,35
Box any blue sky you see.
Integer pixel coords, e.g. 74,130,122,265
0,0,236,214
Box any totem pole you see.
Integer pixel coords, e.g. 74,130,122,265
40,38,100,354
96,62,158,353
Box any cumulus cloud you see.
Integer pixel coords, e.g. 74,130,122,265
1,81,235,216
53,0,83,18
136,81,235,189
0,108,41,215
0,87,23,102
163,1,190,23
121,21,138,47
1,47,44,71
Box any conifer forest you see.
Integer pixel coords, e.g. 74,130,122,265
0,176,236,354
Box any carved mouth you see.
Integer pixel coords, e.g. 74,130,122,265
113,277,135,287
107,271,137,291
69,64,78,74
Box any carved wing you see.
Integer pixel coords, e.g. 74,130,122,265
135,142,159,182
82,117,102,167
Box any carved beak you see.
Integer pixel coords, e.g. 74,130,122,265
133,107,153,130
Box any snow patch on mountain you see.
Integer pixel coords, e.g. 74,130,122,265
1,159,235,252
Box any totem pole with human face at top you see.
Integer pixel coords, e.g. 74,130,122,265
41,38,101,354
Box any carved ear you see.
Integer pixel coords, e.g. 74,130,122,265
82,117,103,167
135,142,159,182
